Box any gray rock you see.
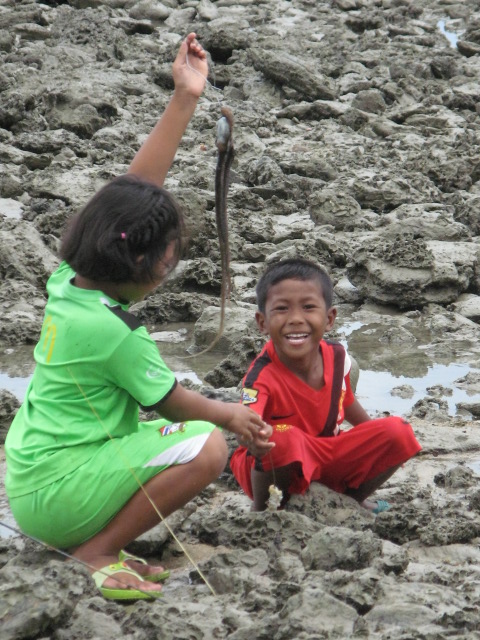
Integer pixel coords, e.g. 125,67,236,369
249,49,336,101
301,526,382,571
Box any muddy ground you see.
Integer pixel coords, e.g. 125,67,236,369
1,0,480,638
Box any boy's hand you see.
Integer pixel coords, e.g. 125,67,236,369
222,405,274,453
237,424,275,458
172,32,208,99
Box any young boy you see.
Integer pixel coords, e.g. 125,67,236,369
230,258,421,512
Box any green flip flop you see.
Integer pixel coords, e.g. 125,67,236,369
92,561,163,601
119,549,170,583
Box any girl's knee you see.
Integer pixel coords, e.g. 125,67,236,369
199,428,228,475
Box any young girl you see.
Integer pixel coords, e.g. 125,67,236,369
5,34,273,601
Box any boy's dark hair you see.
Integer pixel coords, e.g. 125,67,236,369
60,174,185,283
256,258,334,312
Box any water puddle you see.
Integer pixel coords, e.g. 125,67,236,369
1,318,477,419
0,198,24,219
437,19,461,49
466,460,480,476
336,316,478,418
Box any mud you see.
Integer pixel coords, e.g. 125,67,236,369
1,0,480,638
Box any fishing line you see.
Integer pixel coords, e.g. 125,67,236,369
185,52,223,108
67,368,217,597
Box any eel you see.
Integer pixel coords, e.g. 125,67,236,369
214,106,234,309
187,106,234,357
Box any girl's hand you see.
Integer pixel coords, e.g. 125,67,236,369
237,420,275,458
222,404,272,440
172,32,208,99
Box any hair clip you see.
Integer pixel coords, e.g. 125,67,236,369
120,232,127,240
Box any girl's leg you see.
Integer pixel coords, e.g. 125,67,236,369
72,428,227,592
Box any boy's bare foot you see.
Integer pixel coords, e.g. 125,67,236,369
360,499,391,514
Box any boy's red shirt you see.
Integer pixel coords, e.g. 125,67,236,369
240,339,355,437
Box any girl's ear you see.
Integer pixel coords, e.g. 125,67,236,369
255,310,269,334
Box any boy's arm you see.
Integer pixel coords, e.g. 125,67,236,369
236,385,274,457
344,398,371,426
127,32,207,187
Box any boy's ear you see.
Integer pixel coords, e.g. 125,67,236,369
255,310,269,334
326,306,337,331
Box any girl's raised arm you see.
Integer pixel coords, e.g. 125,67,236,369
128,32,207,187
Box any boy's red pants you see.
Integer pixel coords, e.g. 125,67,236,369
230,417,421,499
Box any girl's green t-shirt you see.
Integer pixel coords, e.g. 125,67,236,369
5,262,176,497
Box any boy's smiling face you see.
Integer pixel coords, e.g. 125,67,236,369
255,277,337,367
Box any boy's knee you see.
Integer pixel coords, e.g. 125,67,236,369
384,416,416,447
270,428,296,454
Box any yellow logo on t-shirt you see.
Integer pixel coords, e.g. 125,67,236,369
274,424,291,432
41,315,57,363
241,388,258,404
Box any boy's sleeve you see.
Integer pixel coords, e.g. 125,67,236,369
343,350,355,408
240,381,269,419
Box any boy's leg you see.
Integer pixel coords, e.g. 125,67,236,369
321,416,421,508
72,427,227,592
344,462,402,507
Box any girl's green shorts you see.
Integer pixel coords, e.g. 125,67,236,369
8,419,216,548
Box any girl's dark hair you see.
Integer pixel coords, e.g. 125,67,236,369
256,258,334,312
60,174,185,283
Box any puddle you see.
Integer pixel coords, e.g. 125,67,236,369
0,198,24,219
336,316,478,418
466,460,480,476
437,19,460,49
1,317,478,419
354,363,474,417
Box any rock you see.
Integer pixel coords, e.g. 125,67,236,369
301,526,382,571
0,391,19,444
192,303,257,352
249,49,336,101
352,89,387,114
347,236,479,308
0,219,58,287
450,293,480,323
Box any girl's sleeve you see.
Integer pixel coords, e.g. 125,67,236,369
107,328,177,408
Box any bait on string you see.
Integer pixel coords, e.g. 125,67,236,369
178,53,234,359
